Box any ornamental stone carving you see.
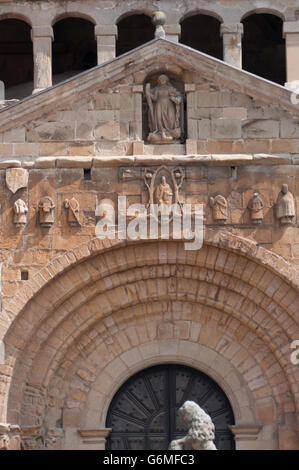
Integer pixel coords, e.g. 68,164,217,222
145,74,184,144
247,192,264,224
13,198,28,229
169,401,217,450
209,195,228,222
39,196,55,227
144,166,184,208
6,168,28,194
64,197,80,226
276,184,295,225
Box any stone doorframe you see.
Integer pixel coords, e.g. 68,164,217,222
74,342,267,450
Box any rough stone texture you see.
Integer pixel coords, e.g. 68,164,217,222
0,34,298,452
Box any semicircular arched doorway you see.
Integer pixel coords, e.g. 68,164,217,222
106,364,235,450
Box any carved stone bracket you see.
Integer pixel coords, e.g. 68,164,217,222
78,428,112,450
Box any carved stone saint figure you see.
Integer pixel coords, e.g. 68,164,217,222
39,196,55,227
155,176,173,206
145,74,183,144
276,184,295,225
248,192,264,224
169,401,217,451
209,195,228,222
13,198,28,228
64,197,80,226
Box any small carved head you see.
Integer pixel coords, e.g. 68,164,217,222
157,74,169,86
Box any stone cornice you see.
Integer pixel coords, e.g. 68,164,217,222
0,39,299,133
0,153,296,169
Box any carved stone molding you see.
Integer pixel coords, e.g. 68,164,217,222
78,428,112,450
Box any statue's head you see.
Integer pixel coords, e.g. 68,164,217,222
281,184,288,194
161,176,166,184
157,74,169,86
178,401,215,444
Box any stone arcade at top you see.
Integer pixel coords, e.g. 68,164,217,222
0,0,298,451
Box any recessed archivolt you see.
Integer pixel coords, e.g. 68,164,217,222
6,274,298,427
1,236,298,425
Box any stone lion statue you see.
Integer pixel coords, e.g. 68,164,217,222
169,401,217,450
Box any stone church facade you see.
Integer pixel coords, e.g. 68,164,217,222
0,1,298,451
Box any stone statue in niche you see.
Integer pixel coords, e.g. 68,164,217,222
144,166,184,208
64,197,80,226
276,184,295,225
13,199,28,229
39,196,55,227
247,192,264,224
209,195,228,222
145,74,184,144
169,401,217,450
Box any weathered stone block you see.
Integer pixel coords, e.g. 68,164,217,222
242,120,280,139
280,119,299,138
198,119,211,139
211,119,242,139
197,91,231,107
94,122,120,141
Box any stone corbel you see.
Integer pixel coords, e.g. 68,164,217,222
78,428,112,450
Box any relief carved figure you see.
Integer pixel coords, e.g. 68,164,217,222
248,192,264,224
145,74,184,144
155,175,173,206
169,401,217,451
39,196,55,227
64,197,81,226
276,184,295,225
13,198,28,228
209,195,228,222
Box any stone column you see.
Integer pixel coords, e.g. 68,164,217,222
185,83,197,153
283,21,299,91
132,84,144,148
95,25,117,64
220,23,243,69
78,428,111,450
164,24,181,43
31,26,53,94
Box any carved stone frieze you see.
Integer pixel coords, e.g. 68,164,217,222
276,184,295,225
247,192,264,224
39,196,55,227
13,198,28,229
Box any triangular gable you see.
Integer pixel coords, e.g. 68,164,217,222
0,38,298,134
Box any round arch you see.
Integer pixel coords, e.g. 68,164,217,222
180,9,224,24
0,234,298,449
51,12,96,27
105,362,235,450
241,8,285,22
0,13,32,26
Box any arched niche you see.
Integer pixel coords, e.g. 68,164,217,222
180,14,223,60
242,13,286,85
52,17,97,83
0,18,33,99
116,14,155,56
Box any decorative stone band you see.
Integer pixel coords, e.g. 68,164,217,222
0,154,296,171
78,428,112,450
